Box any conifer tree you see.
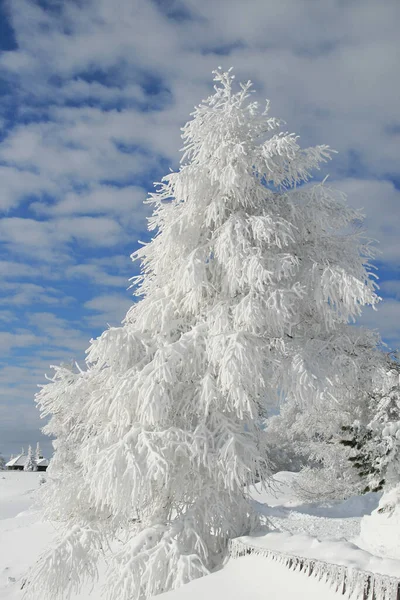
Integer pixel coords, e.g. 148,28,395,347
27,69,378,600
35,442,41,462
24,445,36,472
341,365,400,494
273,328,387,500
291,356,400,500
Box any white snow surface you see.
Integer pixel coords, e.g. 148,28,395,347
360,483,400,561
159,555,341,600
0,470,399,600
250,471,379,541
0,472,54,599
245,472,400,578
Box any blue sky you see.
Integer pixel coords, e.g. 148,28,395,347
0,0,399,459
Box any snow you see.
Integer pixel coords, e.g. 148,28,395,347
359,483,400,560
244,472,400,578
238,532,400,578
0,472,54,599
0,470,399,600
0,471,41,520
159,556,341,600
251,471,381,516
250,472,382,542
251,471,301,507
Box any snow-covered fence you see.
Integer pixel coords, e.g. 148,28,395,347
229,539,400,600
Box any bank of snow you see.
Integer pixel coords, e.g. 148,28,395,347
237,531,400,579
160,555,341,600
360,483,400,561
1,470,399,600
245,471,400,581
0,471,41,520
0,472,54,599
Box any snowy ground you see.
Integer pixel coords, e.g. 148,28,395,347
0,470,399,600
248,473,400,577
0,472,54,599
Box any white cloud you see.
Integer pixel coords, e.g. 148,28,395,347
335,178,400,264
0,0,398,196
27,312,90,355
84,293,133,327
32,184,147,219
0,216,126,259
0,166,55,212
0,282,71,306
59,79,146,105
0,260,39,279
380,280,400,300
0,331,40,352
0,310,17,323
64,254,134,289
0,401,42,430
65,263,128,288
357,299,400,351
0,118,156,182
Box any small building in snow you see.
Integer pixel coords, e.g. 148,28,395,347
36,458,49,472
5,454,27,471
5,447,49,472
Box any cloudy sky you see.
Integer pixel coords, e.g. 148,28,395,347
0,0,399,458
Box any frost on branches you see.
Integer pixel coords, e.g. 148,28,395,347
288,356,400,501
341,366,400,494
26,69,379,600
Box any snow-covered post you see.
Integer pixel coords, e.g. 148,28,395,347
26,69,378,600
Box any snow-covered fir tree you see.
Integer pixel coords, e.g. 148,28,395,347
35,442,41,462
372,369,400,490
271,328,388,500
24,445,37,472
344,364,400,493
26,69,379,600
293,355,400,500
373,362,400,425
